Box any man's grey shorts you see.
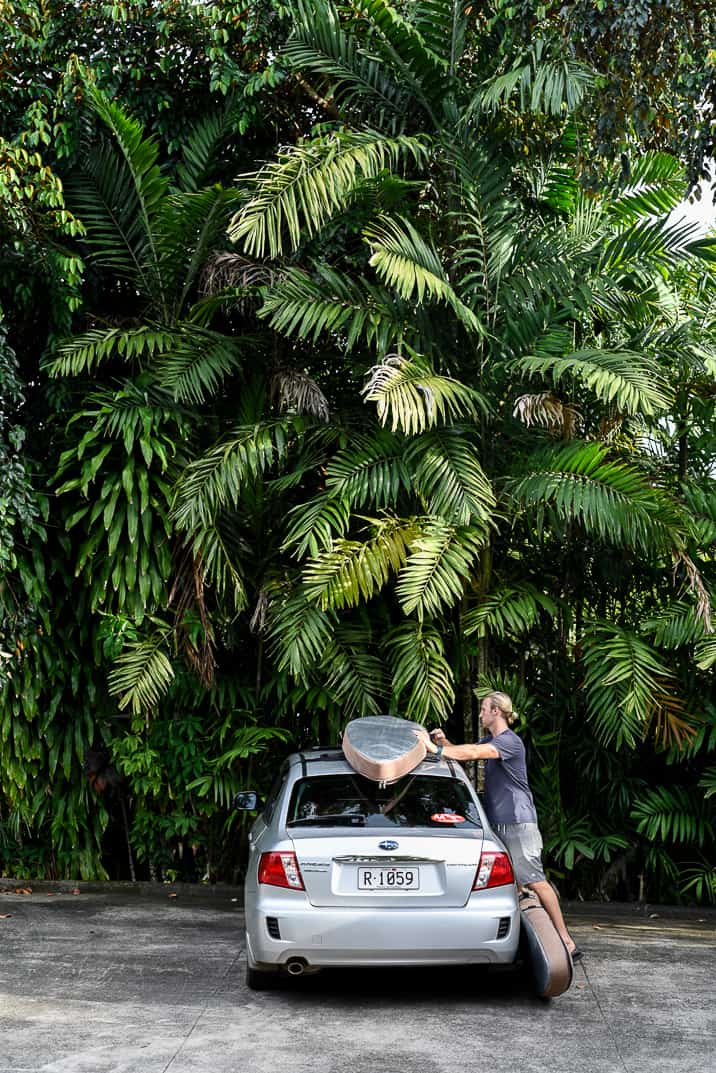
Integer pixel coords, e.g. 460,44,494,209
493,822,546,885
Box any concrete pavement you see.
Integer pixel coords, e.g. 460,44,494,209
0,886,713,1073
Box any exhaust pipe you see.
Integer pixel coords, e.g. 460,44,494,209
286,958,308,976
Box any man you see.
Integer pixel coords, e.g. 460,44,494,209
419,691,582,962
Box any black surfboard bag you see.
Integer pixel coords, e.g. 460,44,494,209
519,889,573,998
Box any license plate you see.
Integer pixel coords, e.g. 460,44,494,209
357,867,420,890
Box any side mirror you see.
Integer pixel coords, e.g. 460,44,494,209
234,790,259,811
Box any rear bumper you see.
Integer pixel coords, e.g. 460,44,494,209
245,887,520,969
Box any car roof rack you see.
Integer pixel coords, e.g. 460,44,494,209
300,746,344,760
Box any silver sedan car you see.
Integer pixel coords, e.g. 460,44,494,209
237,748,520,988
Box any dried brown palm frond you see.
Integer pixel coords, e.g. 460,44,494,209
673,550,713,633
597,413,624,440
168,540,217,687
513,392,581,438
200,252,279,297
270,366,330,422
650,688,699,750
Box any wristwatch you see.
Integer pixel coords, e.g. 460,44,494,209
434,743,444,759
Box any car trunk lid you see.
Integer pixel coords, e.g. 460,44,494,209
290,831,483,908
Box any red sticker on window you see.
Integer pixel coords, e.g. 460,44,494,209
431,813,466,823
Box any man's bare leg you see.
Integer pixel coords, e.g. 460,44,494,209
526,880,577,955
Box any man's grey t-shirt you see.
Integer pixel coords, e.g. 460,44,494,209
479,728,538,824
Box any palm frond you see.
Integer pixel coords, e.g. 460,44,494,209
608,152,686,222
319,622,389,716
325,428,411,508
396,519,487,619
454,198,518,319
532,160,580,216
463,584,558,639
302,516,417,610
384,620,454,722
281,491,352,560
679,858,716,904
406,427,495,525
510,348,672,417
186,519,249,613
543,816,629,869
153,327,249,404
599,215,702,273
641,599,707,649
187,726,292,807
267,584,335,677
173,419,300,530
285,0,408,124
682,483,716,548
174,102,241,193
107,627,174,715
363,353,484,435
480,43,593,117
411,0,466,76
507,442,687,556
513,392,581,436
364,215,484,334
74,85,168,303
230,130,427,258
156,187,242,315
695,636,716,671
266,428,341,495
50,326,179,377
684,236,716,264
631,785,712,847
699,766,716,800
352,0,448,114
259,265,410,353
582,623,692,749
269,367,330,421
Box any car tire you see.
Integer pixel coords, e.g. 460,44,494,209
246,964,281,991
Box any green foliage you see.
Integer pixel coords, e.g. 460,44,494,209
302,516,416,611
0,0,290,158
543,816,629,871
679,859,716,904
507,443,687,557
396,520,487,619
385,621,455,723
582,623,688,750
463,584,558,640
108,627,176,715
54,388,179,622
0,325,38,573
230,131,428,257
631,786,712,849
480,40,594,117
363,353,485,436
511,348,671,417
1,0,715,905
364,215,484,334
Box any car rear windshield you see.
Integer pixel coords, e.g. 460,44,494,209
286,773,482,829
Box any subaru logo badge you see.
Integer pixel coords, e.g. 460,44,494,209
378,840,399,851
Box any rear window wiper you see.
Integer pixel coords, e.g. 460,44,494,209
288,814,367,827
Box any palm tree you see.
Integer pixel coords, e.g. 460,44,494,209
171,0,716,898
48,84,259,683
199,0,713,730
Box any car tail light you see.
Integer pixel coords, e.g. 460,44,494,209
258,852,305,890
472,851,514,891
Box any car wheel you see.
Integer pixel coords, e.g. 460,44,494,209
246,964,281,991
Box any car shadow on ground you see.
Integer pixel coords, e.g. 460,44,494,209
260,962,543,1005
